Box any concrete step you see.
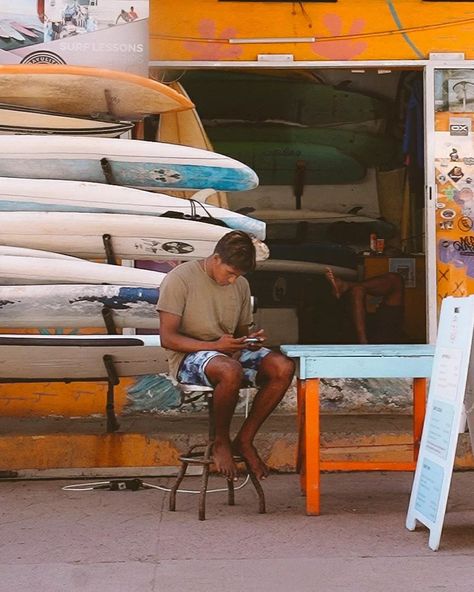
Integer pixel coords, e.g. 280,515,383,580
0,414,473,477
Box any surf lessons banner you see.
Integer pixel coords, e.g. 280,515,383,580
0,0,149,74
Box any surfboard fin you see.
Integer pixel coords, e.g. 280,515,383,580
191,188,219,203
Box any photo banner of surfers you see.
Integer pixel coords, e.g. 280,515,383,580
42,0,148,41
0,0,149,50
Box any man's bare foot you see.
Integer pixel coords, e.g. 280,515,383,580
212,439,238,480
233,440,269,480
324,267,351,299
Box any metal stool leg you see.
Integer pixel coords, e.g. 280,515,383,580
169,459,189,512
199,442,213,521
227,478,235,506
245,462,266,514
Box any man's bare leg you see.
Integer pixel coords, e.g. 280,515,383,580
326,269,405,343
325,268,404,303
233,353,295,480
205,356,243,480
324,267,354,299
350,285,369,344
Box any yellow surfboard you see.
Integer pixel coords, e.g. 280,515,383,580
0,64,193,120
158,81,229,208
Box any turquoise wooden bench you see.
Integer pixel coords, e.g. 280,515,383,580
279,344,435,515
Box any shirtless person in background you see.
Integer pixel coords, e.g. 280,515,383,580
325,267,405,344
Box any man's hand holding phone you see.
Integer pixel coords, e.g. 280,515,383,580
244,329,266,349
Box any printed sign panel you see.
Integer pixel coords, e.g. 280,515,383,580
0,0,149,74
406,296,474,551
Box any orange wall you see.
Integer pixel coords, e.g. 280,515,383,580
150,0,474,62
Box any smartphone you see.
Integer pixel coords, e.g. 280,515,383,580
244,337,263,343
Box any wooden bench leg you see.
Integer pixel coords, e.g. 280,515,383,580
305,378,321,516
413,377,427,460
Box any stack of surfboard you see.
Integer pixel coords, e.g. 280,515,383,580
182,71,398,251
0,66,267,373
182,70,396,185
0,140,266,328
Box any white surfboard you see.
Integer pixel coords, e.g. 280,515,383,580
0,256,165,287
0,135,259,192
0,177,266,240
0,283,256,329
256,259,357,280
0,334,168,380
0,104,134,137
0,211,269,261
245,208,381,224
0,245,78,260
0,284,160,329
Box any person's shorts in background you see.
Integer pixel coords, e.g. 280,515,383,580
177,347,272,387
367,304,405,343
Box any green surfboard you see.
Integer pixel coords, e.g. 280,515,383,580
182,71,390,127
207,130,366,185
206,124,399,175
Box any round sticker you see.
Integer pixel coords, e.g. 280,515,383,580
458,216,473,232
440,209,456,219
436,202,446,209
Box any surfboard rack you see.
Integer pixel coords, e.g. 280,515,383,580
103,354,120,433
0,354,122,433
293,160,306,210
102,306,118,335
100,157,117,185
102,233,118,265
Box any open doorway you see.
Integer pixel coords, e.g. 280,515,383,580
176,67,428,346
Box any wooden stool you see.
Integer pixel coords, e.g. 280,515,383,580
169,385,266,521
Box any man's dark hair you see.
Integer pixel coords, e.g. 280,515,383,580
214,230,256,273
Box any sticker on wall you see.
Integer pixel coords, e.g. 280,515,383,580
439,220,454,230
458,216,473,233
450,148,461,161
441,209,456,220
448,80,474,112
454,187,474,216
448,166,464,182
449,118,471,137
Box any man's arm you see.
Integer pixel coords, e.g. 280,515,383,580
159,311,248,355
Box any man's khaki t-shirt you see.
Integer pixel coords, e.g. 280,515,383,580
157,260,252,379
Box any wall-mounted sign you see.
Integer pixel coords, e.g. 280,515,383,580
0,0,149,74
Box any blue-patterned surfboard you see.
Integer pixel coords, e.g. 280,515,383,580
0,135,259,192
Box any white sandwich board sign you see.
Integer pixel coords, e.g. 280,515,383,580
406,295,474,551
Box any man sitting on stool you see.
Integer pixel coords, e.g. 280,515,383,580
158,231,295,481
